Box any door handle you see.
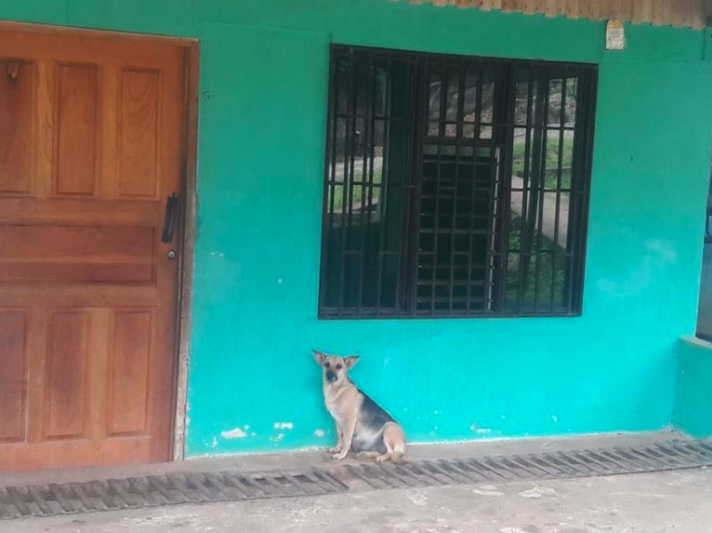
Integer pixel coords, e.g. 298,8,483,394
161,193,179,244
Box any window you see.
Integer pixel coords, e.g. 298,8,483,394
319,46,597,319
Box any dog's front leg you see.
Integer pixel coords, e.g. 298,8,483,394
333,417,356,460
328,423,343,454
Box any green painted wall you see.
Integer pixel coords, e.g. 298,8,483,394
2,0,712,456
674,338,712,438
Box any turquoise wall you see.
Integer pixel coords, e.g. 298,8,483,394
674,337,712,438
2,1,712,456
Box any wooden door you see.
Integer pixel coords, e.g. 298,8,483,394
0,24,188,471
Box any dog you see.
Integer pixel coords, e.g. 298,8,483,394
313,350,406,463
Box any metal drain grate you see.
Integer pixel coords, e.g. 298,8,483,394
0,439,710,520
0,469,348,519
344,440,712,490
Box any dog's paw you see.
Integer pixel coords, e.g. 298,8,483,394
375,454,389,463
328,447,341,454
332,451,349,460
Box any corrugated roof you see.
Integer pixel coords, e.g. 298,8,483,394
404,0,707,29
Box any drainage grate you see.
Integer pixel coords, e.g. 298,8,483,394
0,439,711,519
0,469,348,519
344,440,712,490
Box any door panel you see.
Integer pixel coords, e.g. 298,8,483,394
0,61,34,195
118,69,161,198
0,225,155,283
0,311,28,443
108,310,153,436
44,311,90,440
55,64,99,196
0,25,187,471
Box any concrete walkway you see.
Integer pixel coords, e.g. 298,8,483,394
0,432,709,533
1,468,710,532
0,432,687,488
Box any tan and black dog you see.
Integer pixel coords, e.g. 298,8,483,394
313,350,406,463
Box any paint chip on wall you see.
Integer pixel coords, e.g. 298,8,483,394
273,422,294,430
470,423,492,435
221,427,248,439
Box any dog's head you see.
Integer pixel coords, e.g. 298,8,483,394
312,350,359,386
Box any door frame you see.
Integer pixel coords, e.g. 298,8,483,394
174,40,200,462
0,20,199,464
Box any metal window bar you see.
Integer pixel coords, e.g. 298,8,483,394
375,55,394,315
430,57,446,314
449,60,466,314
466,62,483,314
322,52,339,311
356,55,372,313
493,65,516,314
318,45,597,319
550,69,568,314
565,67,597,314
532,70,552,313
338,51,355,314
514,66,537,314
484,64,508,314
400,55,420,315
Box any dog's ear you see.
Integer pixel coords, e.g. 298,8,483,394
312,350,326,365
344,356,360,369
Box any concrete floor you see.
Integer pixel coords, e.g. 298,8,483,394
0,431,688,488
1,468,710,533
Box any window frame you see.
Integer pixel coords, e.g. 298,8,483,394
318,45,598,320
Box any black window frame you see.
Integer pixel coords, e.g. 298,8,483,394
318,45,598,320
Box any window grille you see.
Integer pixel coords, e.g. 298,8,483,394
319,46,597,319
